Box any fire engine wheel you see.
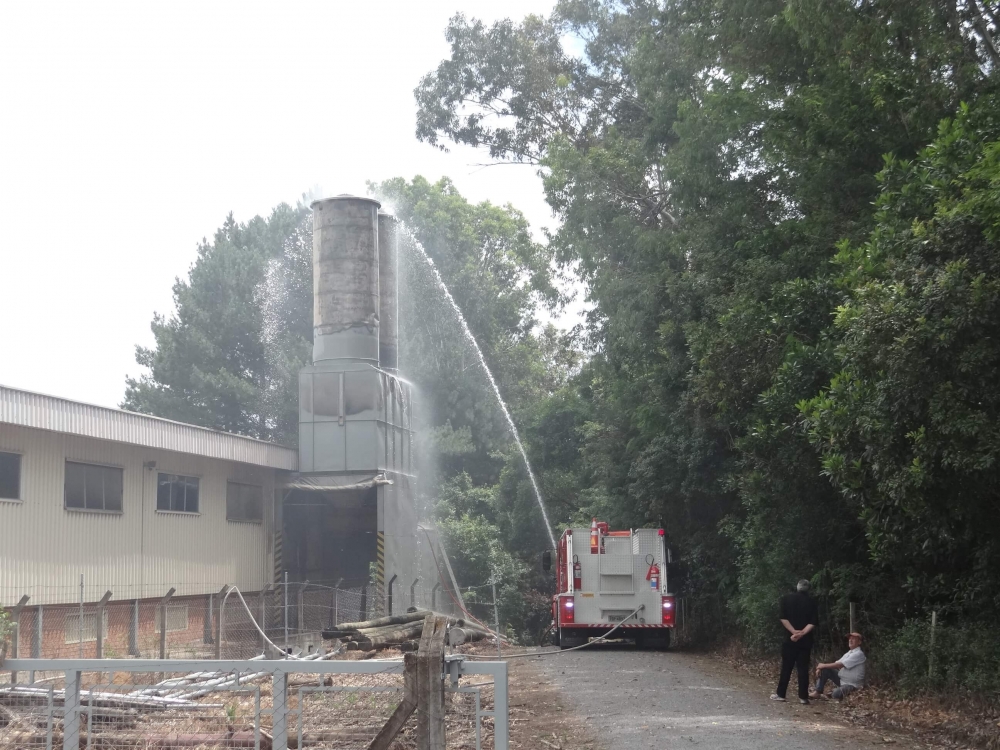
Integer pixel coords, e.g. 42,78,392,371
638,629,671,651
558,629,587,650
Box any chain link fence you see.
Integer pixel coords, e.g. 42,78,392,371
3,581,462,670
0,655,505,749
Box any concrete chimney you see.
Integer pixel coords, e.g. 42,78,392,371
311,196,381,365
377,212,399,373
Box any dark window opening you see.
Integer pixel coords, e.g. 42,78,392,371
227,481,264,522
0,451,20,500
157,473,200,513
65,462,123,512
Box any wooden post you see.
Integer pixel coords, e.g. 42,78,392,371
415,615,448,750
159,588,175,660
849,602,856,634
9,595,28,684
215,585,230,660
94,591,112,660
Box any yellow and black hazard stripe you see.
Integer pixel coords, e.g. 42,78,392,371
273,531,283,583
376,531,385,590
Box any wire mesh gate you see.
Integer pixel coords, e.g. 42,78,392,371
0,656,508,750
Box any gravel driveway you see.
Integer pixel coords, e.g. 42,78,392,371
528,642,927,750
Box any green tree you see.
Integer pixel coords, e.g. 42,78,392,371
803,98,1000,620
417,0,1000,646
123,203,312,445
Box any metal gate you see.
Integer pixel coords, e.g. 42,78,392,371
0,656,508,750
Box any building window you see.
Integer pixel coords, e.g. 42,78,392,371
157,473,199,513
155,604,189,633
65,462,123,512
65,610,107,644
227,481,264,523
0,451,20,500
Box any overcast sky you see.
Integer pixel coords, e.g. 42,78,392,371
0,1,560,408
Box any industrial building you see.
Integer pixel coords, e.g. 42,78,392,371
0,196,459,658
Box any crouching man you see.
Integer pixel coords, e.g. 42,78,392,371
810,632,865,700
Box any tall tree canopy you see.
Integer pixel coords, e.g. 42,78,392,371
416,0,1000,675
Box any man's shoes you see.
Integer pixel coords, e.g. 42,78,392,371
769,694,786,701
808,689,820,699
799,698,809,705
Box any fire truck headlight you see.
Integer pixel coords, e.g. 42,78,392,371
663,600,673,609
565,600,573,608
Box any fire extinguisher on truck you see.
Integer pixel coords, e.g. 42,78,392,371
543,520,675,651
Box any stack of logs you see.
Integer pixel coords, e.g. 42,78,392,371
322,609,494,651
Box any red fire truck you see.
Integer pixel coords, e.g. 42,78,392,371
548,519,675,649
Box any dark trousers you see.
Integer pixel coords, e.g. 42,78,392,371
776,639,811,700
814,668,857,699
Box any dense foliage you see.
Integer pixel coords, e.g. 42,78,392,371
128,0,1000,680
416,0,1000,687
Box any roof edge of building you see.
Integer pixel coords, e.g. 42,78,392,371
0,383,298,470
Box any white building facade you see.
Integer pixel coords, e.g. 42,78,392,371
0,385,297,606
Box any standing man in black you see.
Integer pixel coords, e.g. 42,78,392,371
771,579,818,704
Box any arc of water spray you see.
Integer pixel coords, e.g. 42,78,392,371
401,226,558,549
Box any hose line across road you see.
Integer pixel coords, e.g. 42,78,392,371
524,643,941,750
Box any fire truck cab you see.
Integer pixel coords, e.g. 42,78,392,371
550,520,675,650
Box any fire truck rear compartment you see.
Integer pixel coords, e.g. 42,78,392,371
553,526,673,650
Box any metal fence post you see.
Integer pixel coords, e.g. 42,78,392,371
129,599,139,656
204,593,214,644
9,595,28,684
159,588,175,660
260,586,269,654
29,603,42,683
297,581,307,634
272,671,288,750
78,574,84,658
494,661,509,750
283,571,289,653
95,591,112,660
63,669,81,750
215,585,230,660
491,576,502,658
410,577,421,609
849,602,856,634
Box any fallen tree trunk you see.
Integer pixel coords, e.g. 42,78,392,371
333,609,430,631
354,622,425,640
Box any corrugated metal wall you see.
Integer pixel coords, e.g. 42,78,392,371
0,423,278,606
0,385,297,470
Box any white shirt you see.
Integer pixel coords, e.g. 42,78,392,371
838,647,866,687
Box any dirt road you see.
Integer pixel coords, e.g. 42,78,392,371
522,642,940,750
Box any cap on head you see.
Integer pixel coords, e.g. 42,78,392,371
849,632,863,641
796,579,811,592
